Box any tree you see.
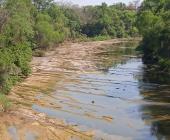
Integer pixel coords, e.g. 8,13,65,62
32,0,53,11
81,3,138,38
0,0,139,95
0,0,33,94
137,0,170,70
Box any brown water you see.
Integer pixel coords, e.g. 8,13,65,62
7,40,170,140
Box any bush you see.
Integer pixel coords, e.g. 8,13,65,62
159,59,170,71
91,35,111,41
33,49,46,57
136,0,170,71
0,93,11,111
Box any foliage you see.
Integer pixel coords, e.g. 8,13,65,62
81,3,138,38
33,49,45,57
0,93,11,111
91,35,111,41
0,0,33,94
0,0,139,96
137,0,170,71
34,13,57,48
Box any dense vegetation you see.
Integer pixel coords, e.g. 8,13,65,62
0,0,138,97
137,0,170,71
81,3,138,38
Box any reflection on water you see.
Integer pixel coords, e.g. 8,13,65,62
139,68,170,140
32,41,170,140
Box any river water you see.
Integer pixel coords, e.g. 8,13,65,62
9,40,170,140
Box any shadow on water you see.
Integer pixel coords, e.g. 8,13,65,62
138,67,170,140
106,42,170,140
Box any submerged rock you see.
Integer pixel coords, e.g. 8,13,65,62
91,101,95,104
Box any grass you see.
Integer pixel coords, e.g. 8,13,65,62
75,35,112,42
91,35,111,41
33,49,46,57
0,93,11,112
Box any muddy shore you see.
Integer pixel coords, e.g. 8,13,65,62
1,39,135,140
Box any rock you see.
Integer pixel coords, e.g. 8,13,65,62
102,116,113,122
38,113,46,119
49,119,55,124
32,122,40,126
0,104,4,112
91,101,95,104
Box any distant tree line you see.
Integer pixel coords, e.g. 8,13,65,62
79,2,139,38
0,0,139,94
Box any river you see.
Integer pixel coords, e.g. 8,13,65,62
2,39,170,140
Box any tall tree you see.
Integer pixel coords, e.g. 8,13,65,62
137,0,170,70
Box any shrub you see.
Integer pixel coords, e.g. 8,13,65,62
33,49,46,57
0,93,11,111
91,35,111,41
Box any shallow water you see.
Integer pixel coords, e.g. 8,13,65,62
8,126,19,140
12,41,170,140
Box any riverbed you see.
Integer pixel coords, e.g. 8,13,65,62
1,39,170,140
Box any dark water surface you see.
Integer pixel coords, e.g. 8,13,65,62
32,42,170,140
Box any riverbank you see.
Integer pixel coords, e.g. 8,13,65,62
1,38,169,140
0,39,137,140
